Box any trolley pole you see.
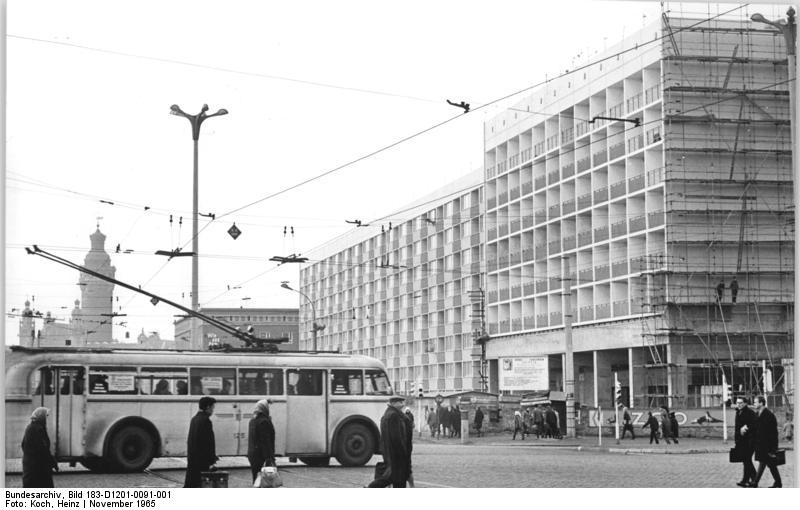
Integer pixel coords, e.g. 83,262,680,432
562,255,576,438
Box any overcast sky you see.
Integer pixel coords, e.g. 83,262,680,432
5,1,785,343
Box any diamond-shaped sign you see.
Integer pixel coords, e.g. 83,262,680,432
228,223,242,240
150,297,159,306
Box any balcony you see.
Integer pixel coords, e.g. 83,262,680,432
561,127,574,145
534,209,546,225
488,227,497,241
627,134,644,153
578,230,592,247
648,210,665,228
534,142,545,157
626,93,643,113
594,225,609,242
576,121,590,137
562,163,575,179
509,153,520,168
645,84,661,104
487,257,497,273
593,186,608,203
497,160,507,174
521,148,532,163
595,303,611,319
510,251,521,265
498,224,508,238
523,247,533,262
548,204,560,218
546,134,559,151
511,318,523,331
535,175,547,190
510,219,521,233
536,313,549,327
609,142,625,161
486,166,496,180
609,180,626,199
578,268,593,284
499,320,511,333
523,282,535,295
563,235,575,251
613,300,629,316
612,259,628,277
562,198,575,215
578,193,592,210
550,311,563,325
593,150,607,166
534,244,546,260
647,167,664,187
577,156,591,173
509,188,520,201
549,240,561,255
611,220,627,238
595,264,609,280
549,276,560,290
451,238,461,251
511,284,522,299
488,197,497,210
535,279,548,293
487,291,498,303
608,102,624,118
498,191,509,206
579,306,594,321
629,214,646,233
523,215,533,229
628,174,645,193
499,287,510,301
646,126,662,145
522,181,533,196
548,170,560,185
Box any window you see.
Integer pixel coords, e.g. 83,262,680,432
139,367,188,395
89,367,138,395
331,369,364,395
365,369,393,395
189,367,236,395
287,369,324,395
239,368,284,396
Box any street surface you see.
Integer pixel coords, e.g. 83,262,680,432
5,435,795,488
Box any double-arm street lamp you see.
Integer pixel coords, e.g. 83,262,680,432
280,282,324,351
750,8,799,488
170,104,228,349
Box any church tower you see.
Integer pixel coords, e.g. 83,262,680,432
78,228,116,343
18,300,35,347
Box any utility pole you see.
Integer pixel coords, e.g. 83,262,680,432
562,255,576,438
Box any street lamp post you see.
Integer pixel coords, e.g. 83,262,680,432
170,104,227,349
750,8,799,489
281,282,323,351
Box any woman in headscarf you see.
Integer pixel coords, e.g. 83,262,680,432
22,407,58,488
247,399,276,482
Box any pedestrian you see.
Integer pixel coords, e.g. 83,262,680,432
512,410,526,440
660,407,674,444
749,395,782,488
730,277,739,303
523,408,531,436
733,396,757,487
781,413,793,442
449,406,459,438
545,405,559,439
453,405,461,438
404,406,415,433
437,404,449,439
427,406,439,438
474,407,485,437
367,396,413,488
532,405,545,438
643,411,659,444
184,396,218,488
669,411,679,443
621,406,635,440
247,399,275,483
716,280,725,302
21,407,58,488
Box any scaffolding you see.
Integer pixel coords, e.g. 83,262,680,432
635,10,794,410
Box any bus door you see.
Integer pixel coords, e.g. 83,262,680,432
39,366,86,458
188,367,239,455
286,369,328,454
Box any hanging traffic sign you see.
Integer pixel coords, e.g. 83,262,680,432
228,223,242,240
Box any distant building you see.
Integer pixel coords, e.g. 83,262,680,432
173,307,300,351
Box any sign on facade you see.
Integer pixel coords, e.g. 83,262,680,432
499,356,548,391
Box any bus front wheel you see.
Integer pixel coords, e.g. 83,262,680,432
108,425,156,472
334,422,374,467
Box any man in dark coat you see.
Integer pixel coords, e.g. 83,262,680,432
733,396,757,487
184,396,218,488
545,406,558,439
437,405,449,438
247,399,276,482
621,406,635,440
660,408,674,444
474,407,485,437
369,396,412,488
749,395,782,488
532,406,545,438
643,411,659,444
22,407,58,488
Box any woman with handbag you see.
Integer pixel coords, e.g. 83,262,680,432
247,400,276,482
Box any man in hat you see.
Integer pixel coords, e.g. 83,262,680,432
184,396,218,488
368,395,413,488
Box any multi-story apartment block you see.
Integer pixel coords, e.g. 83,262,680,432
300,172,484,395
302,13,794,410
484,15,793,409
173,307,299,350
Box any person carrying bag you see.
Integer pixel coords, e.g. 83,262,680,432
247,400,276,485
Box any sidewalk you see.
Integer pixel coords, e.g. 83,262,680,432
414,430,795,455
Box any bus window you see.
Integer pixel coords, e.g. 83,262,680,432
190,368,236,395
138,368,188,395
365,369,393,395
287,369,323,395
331,369,363,395
72,368,85,395
89,367,138,395
239,368,284,396
31,369,43,396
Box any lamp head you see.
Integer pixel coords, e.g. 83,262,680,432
201,104,209,113
280,282,292,290
750,13,767,23
216,109,229,116
169,104,185,116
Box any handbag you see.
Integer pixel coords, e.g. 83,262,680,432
769,449,786,466
728,447,743,463
254,466,283,488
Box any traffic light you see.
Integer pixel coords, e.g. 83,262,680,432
614,379,622,404
722,373,732,404
418,384,424,399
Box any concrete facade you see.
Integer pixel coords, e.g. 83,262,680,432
173,307,300,351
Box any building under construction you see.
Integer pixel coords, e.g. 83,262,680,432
483,11,793,411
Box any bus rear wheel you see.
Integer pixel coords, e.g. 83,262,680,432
334,422,374,467
108,425,156,472
299,456,330,467
80,457,108,473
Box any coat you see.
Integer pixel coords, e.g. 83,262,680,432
643,415,659,430
474,409,484,428
660,413,672,436
247,413,275,469
379,404,412,487
22,420,57,488
184,411,217,488
734,405,757,455
427,409,439,429
532,408,544,425
753,407,779,463
544,409,558,428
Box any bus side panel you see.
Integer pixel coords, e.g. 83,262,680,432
5,399,33,460
269,400,287,456
139,401,194,456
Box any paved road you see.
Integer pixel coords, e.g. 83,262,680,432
5,441,795,488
